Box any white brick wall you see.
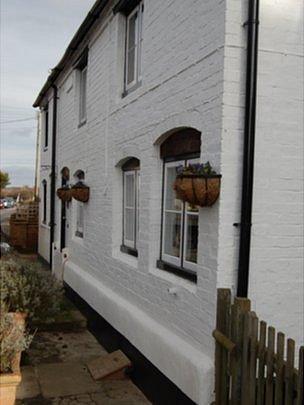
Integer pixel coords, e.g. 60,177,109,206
218,0,304,350
38,0,303,401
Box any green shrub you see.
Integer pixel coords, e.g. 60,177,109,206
0,259,63,325
0,310,32,373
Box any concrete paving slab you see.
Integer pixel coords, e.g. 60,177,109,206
27,331,107,366
92,380,150,403
16,366,40,399
37,362,101,398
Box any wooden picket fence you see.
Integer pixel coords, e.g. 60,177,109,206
213,289,303,405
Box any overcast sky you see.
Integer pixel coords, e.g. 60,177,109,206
0,0,95,186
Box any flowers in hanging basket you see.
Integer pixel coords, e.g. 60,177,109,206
71,181,90,203
174,161,221,207
56,186,72,202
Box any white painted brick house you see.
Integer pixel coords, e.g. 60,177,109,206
34,0,303,403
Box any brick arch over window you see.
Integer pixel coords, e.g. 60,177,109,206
160,128,201,159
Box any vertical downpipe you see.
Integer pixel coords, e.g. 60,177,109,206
237,0,260,297
49,85,58,268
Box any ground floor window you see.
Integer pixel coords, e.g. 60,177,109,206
161,158,199,275
121,158,140,257
75,202,84,238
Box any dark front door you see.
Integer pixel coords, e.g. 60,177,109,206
60,201,66,251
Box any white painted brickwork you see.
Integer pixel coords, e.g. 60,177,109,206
38,0,303,402
217,0,304,352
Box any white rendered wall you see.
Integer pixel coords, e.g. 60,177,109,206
218,0,304,348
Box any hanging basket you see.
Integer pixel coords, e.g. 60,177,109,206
174,174,221,207
56,186,72,202
71,182,90,203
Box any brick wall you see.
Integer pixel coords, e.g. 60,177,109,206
218,0,304,348
37,0,303,400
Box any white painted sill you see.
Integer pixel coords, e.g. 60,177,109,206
149,266,198,295
72,235,84,246
112,247,138,269
40,223,50,230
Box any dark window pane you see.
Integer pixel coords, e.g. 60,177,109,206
164,212,181,258
185,214,198,263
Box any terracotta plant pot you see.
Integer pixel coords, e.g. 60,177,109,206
71,182,90,203
56,187,72,202
174,174,221,207
0,313,26,405
0,372,22,405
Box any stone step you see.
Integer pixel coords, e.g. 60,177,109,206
87,350,132,381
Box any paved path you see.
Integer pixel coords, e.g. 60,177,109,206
5,244,151,404
16,318,150,404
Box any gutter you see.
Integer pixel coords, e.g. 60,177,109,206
236,0,260,297
49,85,58,268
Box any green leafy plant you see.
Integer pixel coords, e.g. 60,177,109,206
176,161,217,176
0,259,63,325
0,310,32,373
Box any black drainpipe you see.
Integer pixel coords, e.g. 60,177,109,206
49,85,58,268
236,0,260,297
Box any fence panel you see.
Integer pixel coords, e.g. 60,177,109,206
213,289,303,405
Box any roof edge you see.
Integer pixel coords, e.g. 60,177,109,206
33,0,110,108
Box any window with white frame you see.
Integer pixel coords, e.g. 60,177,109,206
44,104,49,149
75,51,88,125
42,180,47,224
75,202,84,238
121,158,140,256
157,129,201,281
125,1,144,91
79,65,87,124
162,159,199,272
74,170,85,238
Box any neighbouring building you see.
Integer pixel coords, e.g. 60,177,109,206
34,1,303,403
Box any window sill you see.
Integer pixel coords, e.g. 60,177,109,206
113,247,138,269
156,260,197,283
120,245,138,257
78,120,87,129
73,234,84,245
150,266,197,294
40,222,50,230
122,80,142,98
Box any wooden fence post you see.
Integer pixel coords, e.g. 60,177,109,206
297,346,304,405
215,289,231,405
230,297,251,405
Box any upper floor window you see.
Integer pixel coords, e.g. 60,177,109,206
125,2,144,91
75,51,88,125
42,180,47,224
157,129,201,282
121,158,140,257
44,104,49,149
